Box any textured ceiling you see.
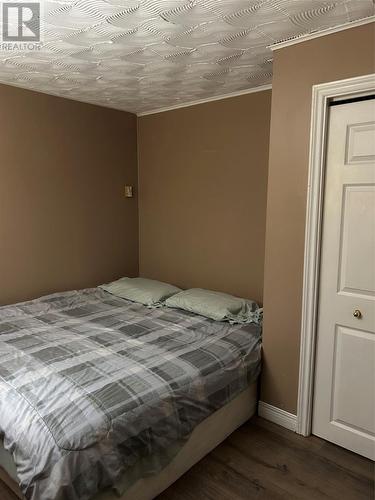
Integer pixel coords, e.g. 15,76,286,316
0,0,373,114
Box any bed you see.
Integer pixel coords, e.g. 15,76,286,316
0,287,261,500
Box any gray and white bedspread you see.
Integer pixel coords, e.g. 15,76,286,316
0,288,261,500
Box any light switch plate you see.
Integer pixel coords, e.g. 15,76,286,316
124,186,133,198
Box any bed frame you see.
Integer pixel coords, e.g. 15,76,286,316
0,383,257,500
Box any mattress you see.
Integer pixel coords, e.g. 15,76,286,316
0,288,261,500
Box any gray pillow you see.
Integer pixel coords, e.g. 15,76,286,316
99,277,181,306
165,288,262,324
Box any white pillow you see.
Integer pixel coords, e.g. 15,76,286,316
166,288,262,324
100,277,181,306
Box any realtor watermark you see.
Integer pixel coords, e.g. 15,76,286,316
1,1,43,50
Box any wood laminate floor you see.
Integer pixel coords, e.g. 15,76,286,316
1,417,373,500
157,417,374,500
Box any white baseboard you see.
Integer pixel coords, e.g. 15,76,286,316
258,401,297,432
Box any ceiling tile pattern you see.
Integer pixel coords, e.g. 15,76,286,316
0,0,373,113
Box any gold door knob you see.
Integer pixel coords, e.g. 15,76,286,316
353,309,362,319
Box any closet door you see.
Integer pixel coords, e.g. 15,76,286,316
312,98,375,460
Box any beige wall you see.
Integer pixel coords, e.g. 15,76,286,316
262,23,375,413
138,90,272,304
0,84,138,306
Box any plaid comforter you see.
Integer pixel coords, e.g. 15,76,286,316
0,288,261,500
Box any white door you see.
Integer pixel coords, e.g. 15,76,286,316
312,97,375,460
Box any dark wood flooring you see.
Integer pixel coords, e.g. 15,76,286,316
1,417,373,500
157,417,374,500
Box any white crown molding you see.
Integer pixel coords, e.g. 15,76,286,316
258,401,297,432
137,84,272,117
0,78,271,117
269,16,375,51
0,78,138,116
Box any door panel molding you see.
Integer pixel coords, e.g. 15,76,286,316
330,325,375,436
345,121,375,164
338,184,375,297
297,73,375,436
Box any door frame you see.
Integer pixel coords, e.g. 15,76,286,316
296,73,375,436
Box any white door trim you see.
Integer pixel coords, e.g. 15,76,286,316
296,73,375,436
